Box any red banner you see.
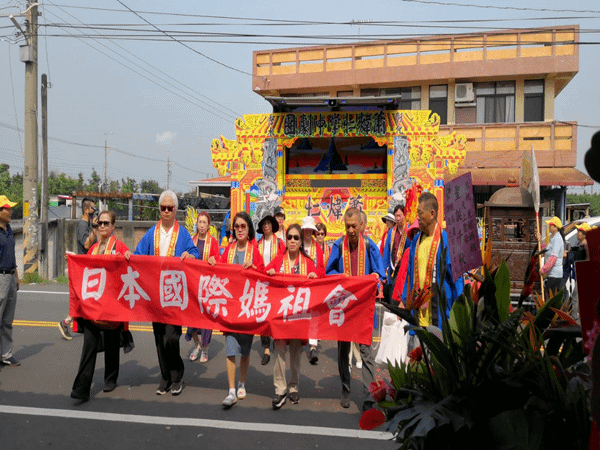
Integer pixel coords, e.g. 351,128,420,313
67,255,378,345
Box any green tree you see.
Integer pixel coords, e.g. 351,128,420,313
85,169,102,192
121,177,138,194
566,193,600,216
0,164,23,219
47,171,82,195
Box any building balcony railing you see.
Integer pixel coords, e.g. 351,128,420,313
438,121,576,168
255,27,576,77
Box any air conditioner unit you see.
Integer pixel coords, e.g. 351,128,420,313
455,83,474,103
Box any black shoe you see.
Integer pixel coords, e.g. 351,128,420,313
261,352,271,365
103,383,117,393
309,349,318,365
289,392,300,404
1,356,20,366
70,390,89,402
340,392,351,408
58,320,73,340
272,393,287,410
156,379,171,395
171,381,184,396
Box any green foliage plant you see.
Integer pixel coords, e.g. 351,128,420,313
379,254,590,450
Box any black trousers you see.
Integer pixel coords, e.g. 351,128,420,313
261,335,272,349
545,277,564,301
72,320,120,396
337,341,375,399
152,323,184,384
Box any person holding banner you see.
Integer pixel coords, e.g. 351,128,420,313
71,210,132,402
257,214,286,366
185,212,219,363
326,207,386,411
219,211,265,407
266,223,318,409
403,192,463,333
132,190,199,397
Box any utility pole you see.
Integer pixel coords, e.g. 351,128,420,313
167,153,172,190
22,0,39,277
40,73,48,279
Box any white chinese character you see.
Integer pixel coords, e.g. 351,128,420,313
198,275,232,318
160,270,188,310
323,284,357,310
238,279,271,323
118,266,151,309
329,308,345,327
277,286,311,322
81,267,107,301
323,284,357,327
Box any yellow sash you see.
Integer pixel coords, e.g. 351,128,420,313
92,235,116,255
342,234,366,276
193,233,214,261
226,241,254,266
283,252,308,275
154,221,179,257
389,224,408,267
259,236,280,260
307,237,319,265
413,222,442,292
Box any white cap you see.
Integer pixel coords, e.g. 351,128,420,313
301,216,318,231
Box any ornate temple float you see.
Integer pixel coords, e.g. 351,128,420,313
211,110,466,242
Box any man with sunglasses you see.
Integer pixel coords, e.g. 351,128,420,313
132,190,199,396
0,195,20,367
326,207,385,411
58,197,98,340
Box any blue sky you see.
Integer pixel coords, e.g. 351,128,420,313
1,0,599,194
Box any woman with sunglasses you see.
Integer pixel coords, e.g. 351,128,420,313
257,214,286,365
186,212,219,363
219,211,265,407
71,211,133,402
265,223,318,409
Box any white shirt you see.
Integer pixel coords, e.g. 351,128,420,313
159,225,174,257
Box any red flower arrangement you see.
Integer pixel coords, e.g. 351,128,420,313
359,408,386,430
368,380,388,402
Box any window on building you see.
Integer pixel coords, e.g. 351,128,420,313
476,81,515,123
429,85,447,124
360,88,380,97
524,80,544,122
394,87,421,110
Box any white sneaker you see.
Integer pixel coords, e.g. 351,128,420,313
356,361,363,369
222,393,237,406
237,385,247,399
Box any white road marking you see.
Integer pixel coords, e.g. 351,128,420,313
18,290,69,295
0,405,392,440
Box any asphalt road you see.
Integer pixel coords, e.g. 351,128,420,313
0,284,396,450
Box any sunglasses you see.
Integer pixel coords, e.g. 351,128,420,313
160,205,175,212
286,234,301,241
316,231,325,236
234,224,248,230
98,220,112,227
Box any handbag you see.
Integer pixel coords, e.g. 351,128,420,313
375,312,409,366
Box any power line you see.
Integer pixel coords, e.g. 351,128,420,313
401,0,600,14
116,0,252,77
44,1,241,119
0,121,210,174
42,8,236,124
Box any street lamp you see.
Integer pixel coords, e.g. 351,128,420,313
103,132,113,210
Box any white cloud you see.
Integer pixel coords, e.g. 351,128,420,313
156,131,177,146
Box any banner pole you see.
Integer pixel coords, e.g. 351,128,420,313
536,211,545,304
